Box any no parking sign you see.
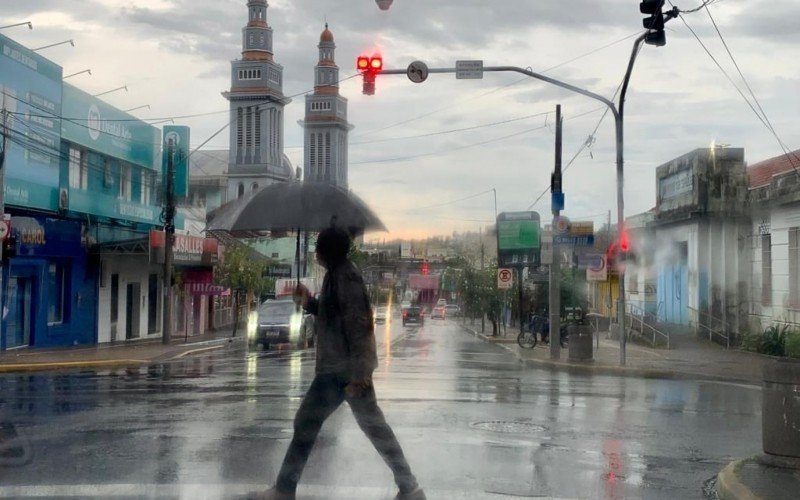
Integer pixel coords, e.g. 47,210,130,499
497,268,513,289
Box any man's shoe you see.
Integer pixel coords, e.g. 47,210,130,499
395,486,426,500
245,486,296,500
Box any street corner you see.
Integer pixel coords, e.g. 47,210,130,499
716,458,760,500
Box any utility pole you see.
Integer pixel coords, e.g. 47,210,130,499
549,105,563,360
162,138,175,345
480,226,485,334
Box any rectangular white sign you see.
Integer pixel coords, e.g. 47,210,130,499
456,60,483,79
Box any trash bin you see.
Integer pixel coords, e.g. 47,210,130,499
762,359,800,458
567,324,593,361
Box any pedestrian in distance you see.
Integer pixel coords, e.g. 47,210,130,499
250,225,425,500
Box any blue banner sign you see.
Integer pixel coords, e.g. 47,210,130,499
553,234,595,247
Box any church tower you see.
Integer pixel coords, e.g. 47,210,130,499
300,25,353,188
224,0,293,200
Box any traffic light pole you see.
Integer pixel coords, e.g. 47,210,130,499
550,105,562,360
378,33,648,365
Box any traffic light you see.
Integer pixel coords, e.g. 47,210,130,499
421,260,429,276
357,55,383,95
640,0,666,46
606,228,636,273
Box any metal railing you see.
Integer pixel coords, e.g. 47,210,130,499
626,303,670,349
687,306,732,349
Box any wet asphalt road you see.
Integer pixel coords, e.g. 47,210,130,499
0,315,761,499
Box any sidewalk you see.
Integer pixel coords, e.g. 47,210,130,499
717,455,800,499
0,330,245,373
463,323,771,385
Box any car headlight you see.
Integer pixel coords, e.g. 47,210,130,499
247,312,259,339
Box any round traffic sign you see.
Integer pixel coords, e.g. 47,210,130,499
406,61,429,83
555,216,571,235
498,269,512,282
0,220,9,241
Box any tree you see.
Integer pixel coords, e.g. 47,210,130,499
216,245,274,336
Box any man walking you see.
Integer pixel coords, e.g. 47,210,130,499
253,226,425,500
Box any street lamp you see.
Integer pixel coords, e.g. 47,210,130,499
0,21,33,30
93,85,127,97
375,0,393,10
63,69,92,79
33,39,74,51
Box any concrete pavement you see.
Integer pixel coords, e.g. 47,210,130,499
464,322,770,385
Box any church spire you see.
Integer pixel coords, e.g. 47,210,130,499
242,0,273,62
315,23,338,96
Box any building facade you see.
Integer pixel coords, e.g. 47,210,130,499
300,25,352,188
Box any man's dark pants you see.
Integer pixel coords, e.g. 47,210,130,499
276,373,418,494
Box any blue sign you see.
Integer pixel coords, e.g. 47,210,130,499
577,253,603,269
11,216,83,258
554,234,595,247
162,125,189,198
0,33,63,211
551,192,565,212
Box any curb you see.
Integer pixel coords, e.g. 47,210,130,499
0,359,147,373
716,459,760,500
461,325,760,386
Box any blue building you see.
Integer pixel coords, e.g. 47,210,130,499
0,32,193,350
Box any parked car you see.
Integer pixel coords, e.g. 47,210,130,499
436,298,447,306
445,304,461,317
402,305,424,326
249,298,311,350
432,305,446,320
374,306,389,324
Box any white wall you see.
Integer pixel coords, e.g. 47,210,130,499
97,256,163,343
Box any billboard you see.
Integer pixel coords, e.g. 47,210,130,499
61,83,159,169
162,125,189,198
0,33,63,211
496,211,541,267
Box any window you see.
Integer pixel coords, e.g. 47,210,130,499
238,69,262,80
325,132,331,180
309,134,316,179
790,228,799,307
251,182,258,191
237,108,244,147
272,253,279,259
103,158,113,187
141,170,151,205
255,109,261,148
762,234,772,306
119,163,132,200
246,107,253,147
238,183,245,198
110,274,119,324
47,263,65,325
68,147,88,189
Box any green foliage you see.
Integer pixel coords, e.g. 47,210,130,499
786,332,800,359
741,324,800,357
216,245,273,299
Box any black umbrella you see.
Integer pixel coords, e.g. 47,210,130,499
206,181,387,281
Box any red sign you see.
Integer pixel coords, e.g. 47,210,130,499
149,230,219,266
186,282,227,296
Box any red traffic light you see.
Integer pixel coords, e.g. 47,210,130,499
620,230,630,253
421,261,429,275
357,55,383,73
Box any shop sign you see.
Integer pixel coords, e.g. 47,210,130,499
11,216,83,257
149,230,219,266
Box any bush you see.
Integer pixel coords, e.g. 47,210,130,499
741,331,763,353
760,325,788,357
786,332,800,359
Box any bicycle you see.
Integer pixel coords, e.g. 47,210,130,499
517,315,547,349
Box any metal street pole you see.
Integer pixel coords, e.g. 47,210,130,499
162,138,176,345
377,38,648,364
549,105,563,360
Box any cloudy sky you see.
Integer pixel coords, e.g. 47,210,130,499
3,0,798,240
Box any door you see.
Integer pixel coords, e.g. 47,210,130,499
110,274,119,341
5,276,34,348
148,274,159,334
657,243,689,326
126,283,141,339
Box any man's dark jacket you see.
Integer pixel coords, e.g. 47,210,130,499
304,261,378,379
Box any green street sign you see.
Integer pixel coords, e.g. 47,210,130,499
496,211,541,267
